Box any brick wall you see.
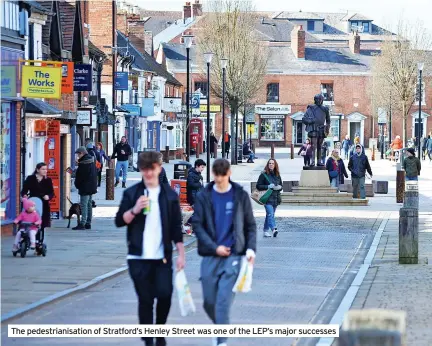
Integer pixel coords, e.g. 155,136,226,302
88,0,114,84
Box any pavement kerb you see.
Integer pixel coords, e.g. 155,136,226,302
1,237,197,324
315,211,391,346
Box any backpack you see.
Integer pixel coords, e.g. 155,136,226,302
302,106,316,126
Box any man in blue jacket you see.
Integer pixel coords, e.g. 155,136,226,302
348,144,373,199
192,159,256,346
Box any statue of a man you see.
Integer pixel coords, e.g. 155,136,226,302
302,94,331,166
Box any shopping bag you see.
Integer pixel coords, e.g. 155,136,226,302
251,188,272,205
232,256,254,293
175,270,196,317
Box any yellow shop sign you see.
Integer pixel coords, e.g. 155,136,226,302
200,104,221,112
21,65,62,99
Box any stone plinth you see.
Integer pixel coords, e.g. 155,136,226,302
373,180,389,194
299,168,330,187
403,191,419,209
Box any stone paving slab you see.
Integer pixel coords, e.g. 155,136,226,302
347,211,432,346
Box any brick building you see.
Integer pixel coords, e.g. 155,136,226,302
152,5,432,148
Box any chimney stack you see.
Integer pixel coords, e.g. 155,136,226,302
291,25,305,59
128,21,154,56
183,2,192,23
349,32,360,54
192,0,202,17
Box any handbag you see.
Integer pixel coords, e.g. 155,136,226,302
329,170,338,178
300,151,306,156
251,174,273,205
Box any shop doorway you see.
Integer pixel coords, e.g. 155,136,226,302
349,122,361,141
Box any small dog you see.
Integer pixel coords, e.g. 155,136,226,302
66,197,97,228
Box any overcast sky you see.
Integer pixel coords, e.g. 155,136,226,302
129,0,432,34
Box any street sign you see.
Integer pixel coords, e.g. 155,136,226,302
191,93,200,109
114,72,128,91
192,108,201,117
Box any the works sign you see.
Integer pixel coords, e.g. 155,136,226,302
21,65,62,99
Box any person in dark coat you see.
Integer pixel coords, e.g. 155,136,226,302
224,131,231,159
21,162,54,241
186,159,206,206
348,144,373,199
326,149,349,191
73,147,98,230
298,139,313,167
256,158,283,238
159,166,169,185
209,133,218,158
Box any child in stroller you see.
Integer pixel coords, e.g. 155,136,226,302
12,197,46,257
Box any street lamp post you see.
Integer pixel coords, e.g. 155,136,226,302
417,62,424,157
204,52,214,182
183,35,194,162
220,58,228,158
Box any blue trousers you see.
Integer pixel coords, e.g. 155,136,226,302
264,204,277,231
405,176,418,181
115,160,128,182
200,255,241,344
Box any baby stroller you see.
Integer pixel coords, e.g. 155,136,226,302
13,197,47,258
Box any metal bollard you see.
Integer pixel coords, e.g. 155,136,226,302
164,146,170,163
371,145,375,161
271,143,275,159
399,207,418,264
396,170,405,203
196,143,200,159
106,160,115,200
291,143,294,159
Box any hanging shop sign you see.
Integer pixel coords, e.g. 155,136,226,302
76,108,92,125
114,72,129,91
21,65,62,99
44,120,61,219
1,66,17,97
191,93,200,109
61,62,74,94
34,119,47,136
255,104,291,114
73,64,92,91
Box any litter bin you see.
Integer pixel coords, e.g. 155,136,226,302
174,161,192,179
237,147,243,163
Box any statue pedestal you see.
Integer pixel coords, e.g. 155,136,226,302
299,166,330,187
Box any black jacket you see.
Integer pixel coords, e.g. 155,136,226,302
348,152,372,179
87,146,101,163
112,142,132,161
159,167,169,185
256,171,283,206
326,157,349,184
186,167,203,205
192,181,257,257
115,180,183,260
75,154,98,195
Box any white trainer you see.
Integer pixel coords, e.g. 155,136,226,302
263,231,272,237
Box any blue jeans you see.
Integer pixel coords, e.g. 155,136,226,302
80,194,93,225
406,176,418,181
264,204,277,231
352,177,366,199
115,160,128,182
331,176,340,191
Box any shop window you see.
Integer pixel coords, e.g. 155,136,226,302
260,117,284,140
321,83,334,101
1,102,14,221
266,83,279,103
194,81,208,97
329,119,340,140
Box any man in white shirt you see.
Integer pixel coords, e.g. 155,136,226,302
116,152,185,346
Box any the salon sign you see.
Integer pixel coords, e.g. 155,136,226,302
21,65,62,99
1,66,17,97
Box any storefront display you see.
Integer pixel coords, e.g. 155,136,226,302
260,116,285,141
1,102,15,222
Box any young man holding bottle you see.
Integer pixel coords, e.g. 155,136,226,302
115,151,185,346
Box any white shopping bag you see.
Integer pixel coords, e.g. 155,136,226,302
232,256,254,293
175,270,196,317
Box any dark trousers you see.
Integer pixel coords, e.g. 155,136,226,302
310,136,325,165
303,155,311,166
97,170,102,187
128,259,173,343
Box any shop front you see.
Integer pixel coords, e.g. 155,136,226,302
256,104,291,146
1,47,24,230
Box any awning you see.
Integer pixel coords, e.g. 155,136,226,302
25,98,62,117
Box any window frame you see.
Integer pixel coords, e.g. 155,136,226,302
194,81,208,97
307,20,315,31
320,83,334,102
266,83,279,103
362,22,370,33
